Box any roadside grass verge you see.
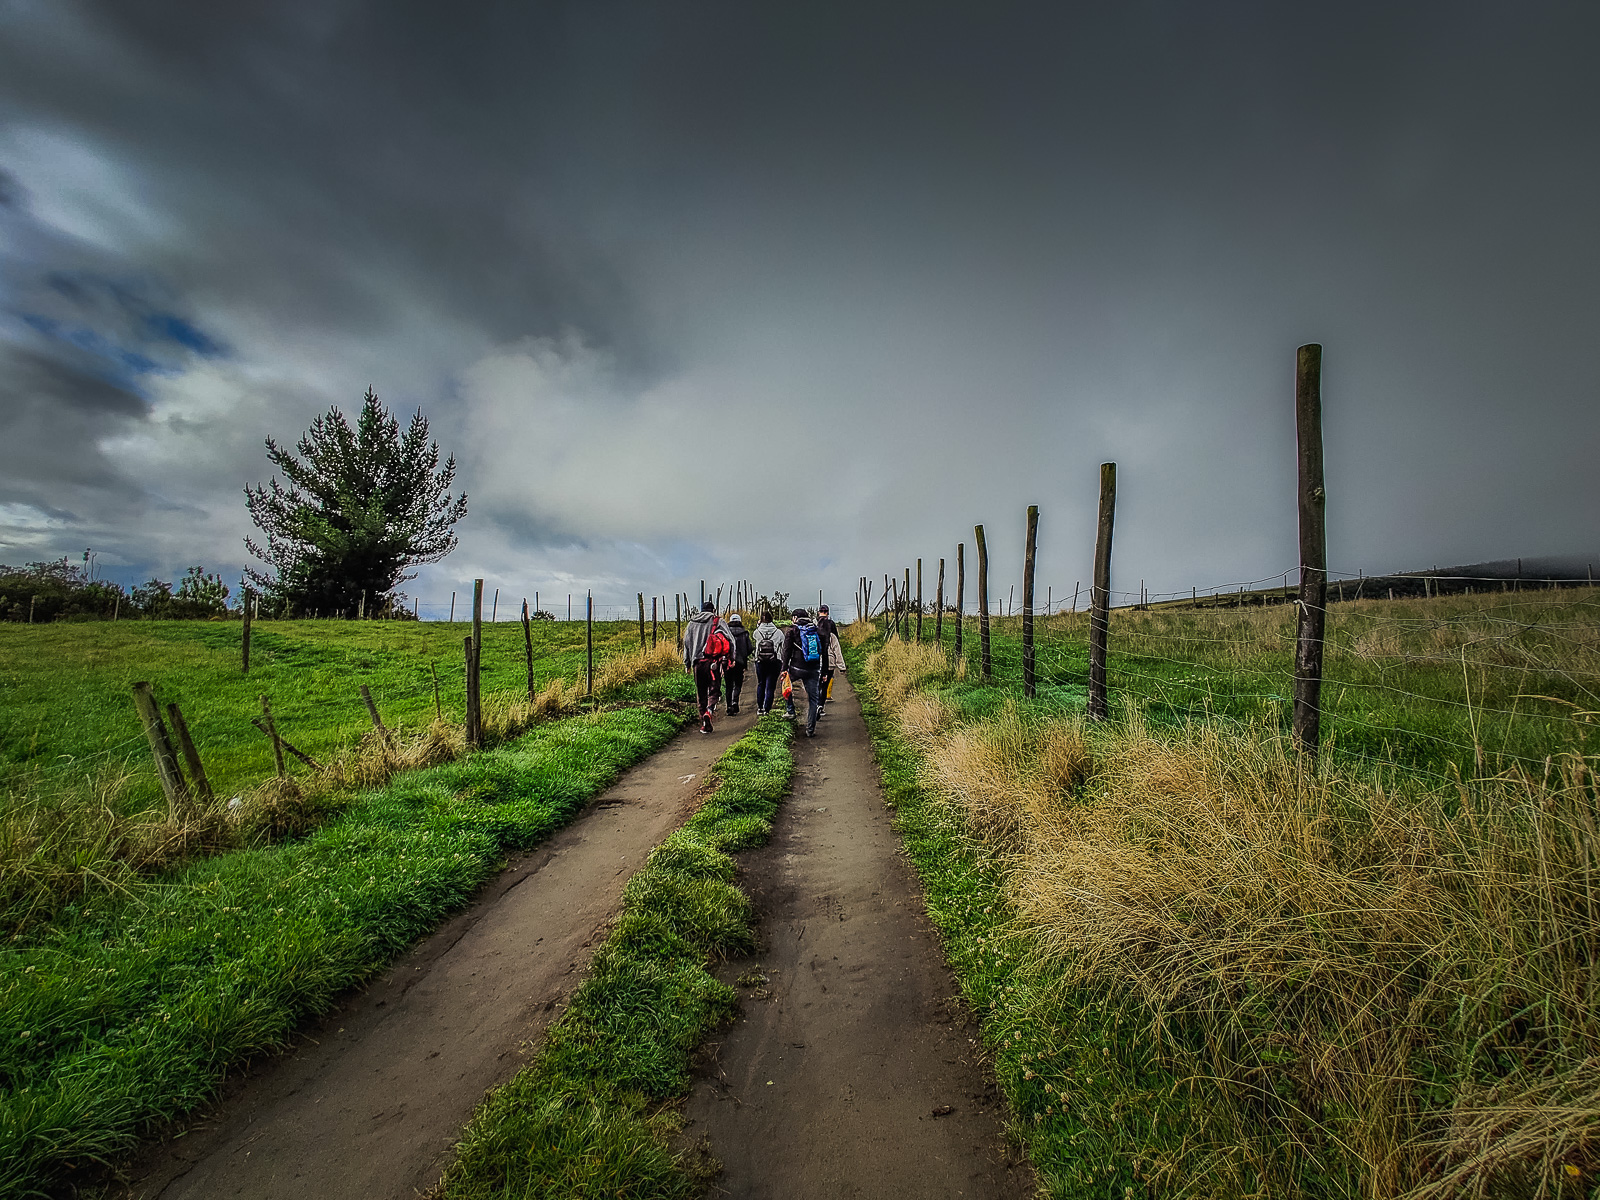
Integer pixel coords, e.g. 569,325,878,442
0,700,693,1200
0,629,686,932
438,714,794,1200
851,632,1600,1198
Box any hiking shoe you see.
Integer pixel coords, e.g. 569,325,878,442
701,716,713,734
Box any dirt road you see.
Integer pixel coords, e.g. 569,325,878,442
119,698,757,1200
683,671,1032,1199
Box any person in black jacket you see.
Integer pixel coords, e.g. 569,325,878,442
782,608,824,736
814,604,839,719
724,613,753,714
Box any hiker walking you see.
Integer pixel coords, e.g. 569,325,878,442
782,607,825,736
683,600,733,733
815,603,840,719
725,612,753,715
751,608,785,715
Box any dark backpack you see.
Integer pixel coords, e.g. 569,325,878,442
797,625,821,665
755,627,781,661
700,616,733,666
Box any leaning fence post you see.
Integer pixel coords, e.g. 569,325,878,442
360,683,391,744
164,701,214,803
1088,462,1117,720
1292,343,1328,760
131,682,192,807
935,557,946,645
259,693,287,778
975,526,992,678
1023,504,1038,698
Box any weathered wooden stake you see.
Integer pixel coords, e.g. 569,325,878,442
955,543,966,660
466,578,484,747
523,601,536,702
1088,462,1117,720
492,588,499,622
131,682,191,805
165,701,213,802
1073,581,1080,613
1023,504,1038,698
450,591,456,623
250,717,320,769
586,591,594,698
638,592,647,649
916,559,924,643
935,558,945,645
259,693,287,778
241,587,253,674
975,525,992,678
651,596,658,648
431,660,442,721
359,684,391,743
1292,343,1328,761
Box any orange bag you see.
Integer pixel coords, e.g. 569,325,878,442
781,671,793,700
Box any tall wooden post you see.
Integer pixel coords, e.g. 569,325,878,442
1089,463,1117,720
638,592,646,649
466,579,483,746
522,600,536,703
955,543,966,660
904,568,911,640
935,557,945,645
675,593,682,642
1023,504,1039,698
240,587,253,674
586,591,594,698
1293,343,1328,760
975,526,992,678
916,559,923,643
651,596,658,648
165,701,214,802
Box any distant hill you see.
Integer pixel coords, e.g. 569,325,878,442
1329,554,1599,602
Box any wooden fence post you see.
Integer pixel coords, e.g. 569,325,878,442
935,557,945,645
523,600,536,702
638,593,646,649
916,559,923,643
259,694,287,778
359,684,391,743
1292,343,1327,760
975,526,992,678
165,700,213,802
466,579,484,747
1088,462,1117,720
431,661,442,721
131,682,191,807
1023,504,1038,698
586,591,595,698
955,543,965,660
450,591,456,623
651,596,658,648
241,587,253,674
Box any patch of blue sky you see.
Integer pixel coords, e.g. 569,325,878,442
21,312,162,376
141,311,223,356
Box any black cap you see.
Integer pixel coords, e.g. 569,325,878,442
790,607,809,619
702,600,715,611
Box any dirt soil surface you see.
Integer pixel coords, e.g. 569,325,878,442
682,670,1033,1199
116,696,758,1200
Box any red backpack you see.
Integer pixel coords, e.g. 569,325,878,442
700,615,733,667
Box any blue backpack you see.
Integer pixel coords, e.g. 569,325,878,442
797,625,821,665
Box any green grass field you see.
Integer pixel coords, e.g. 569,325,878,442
0,617,674,810
920,587,1600,776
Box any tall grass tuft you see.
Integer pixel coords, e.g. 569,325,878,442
861,619,1600,1197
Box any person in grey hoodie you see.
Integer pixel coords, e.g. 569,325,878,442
682,601,733,733
750,609,785,714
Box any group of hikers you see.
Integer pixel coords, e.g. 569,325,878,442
680,601,844,736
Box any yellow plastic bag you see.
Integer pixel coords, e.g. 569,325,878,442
781,671,792,700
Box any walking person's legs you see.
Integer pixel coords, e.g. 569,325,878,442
754,661,779,714
694,663,717,731
801,671,822,736
726,664,745,714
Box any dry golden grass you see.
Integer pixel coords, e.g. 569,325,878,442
842,618,879,648
593,639,681,694
866,619,1600,1197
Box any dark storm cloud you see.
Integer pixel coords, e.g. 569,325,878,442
0,1,1594,604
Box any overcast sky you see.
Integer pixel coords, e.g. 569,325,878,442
1,1,1595,616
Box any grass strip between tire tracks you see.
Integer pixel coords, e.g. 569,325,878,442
0,688,694,1200
437,714,794,1200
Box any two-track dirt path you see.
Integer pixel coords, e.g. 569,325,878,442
118,699,759,1200
683,671,1033,1199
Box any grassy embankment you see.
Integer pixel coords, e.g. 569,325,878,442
0,692,700,1200
0,618,683,929
851,589,1600,1198
438,714,794,1200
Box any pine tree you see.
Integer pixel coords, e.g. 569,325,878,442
244,389,467,617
